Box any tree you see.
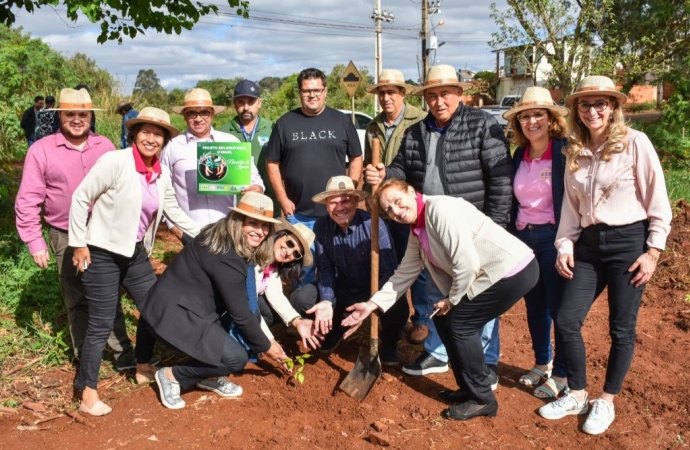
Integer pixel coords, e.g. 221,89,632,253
258,77,284,93
0,0,249,44
196,78,243,107
489,0,611,94
474,70,498,98
133,68,166,106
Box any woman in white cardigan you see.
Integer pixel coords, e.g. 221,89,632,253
342,178,539,421
69,107,200,416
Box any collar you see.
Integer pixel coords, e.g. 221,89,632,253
523,139,554,162
183,127,217,143
55,130,97,150
132,145,162,181
411,192,426,232
426,115,450,134
384,104,406,128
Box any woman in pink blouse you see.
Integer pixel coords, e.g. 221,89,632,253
538,76,672,435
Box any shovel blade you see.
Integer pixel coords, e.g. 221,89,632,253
339,344,382,400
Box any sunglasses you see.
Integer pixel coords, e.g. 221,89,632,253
284,237,303,260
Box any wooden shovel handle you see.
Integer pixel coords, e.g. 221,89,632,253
370,137,381,342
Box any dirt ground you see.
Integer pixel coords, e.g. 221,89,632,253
1,202,689,449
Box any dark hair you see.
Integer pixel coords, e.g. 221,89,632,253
120,104,133,113
34,95,44,103
508,109,568,147
74,84,90,93
297,68,327,90
127,122,172,148
45,96,56,103
273,230,303,284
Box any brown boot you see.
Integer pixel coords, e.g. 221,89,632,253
408,324,429,345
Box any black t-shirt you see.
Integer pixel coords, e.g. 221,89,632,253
265,106,362,216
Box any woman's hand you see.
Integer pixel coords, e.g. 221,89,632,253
628,249,660,288
293,318,323,350
305,300,333,336
556,253,575,279
341,301,379,339
432,298,452,316
72,247,91,273
265,340,288,371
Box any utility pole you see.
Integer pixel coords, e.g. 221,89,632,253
371,2,394,115
421,0,428,85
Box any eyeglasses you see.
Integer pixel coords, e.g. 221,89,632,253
284,238,303,260
576,100,610,113
184,110,213,120
517,111,548,124
299,88,325,97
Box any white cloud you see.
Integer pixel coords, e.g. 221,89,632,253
12,0,508,93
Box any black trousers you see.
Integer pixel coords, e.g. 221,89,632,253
76,243,157,390
434,258,539,405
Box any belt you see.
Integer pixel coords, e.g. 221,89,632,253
525,223,553,230
49,225,69,234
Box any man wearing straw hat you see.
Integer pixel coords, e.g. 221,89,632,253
365,64,513,383
15,88,135,369
290,176,407,363
162,88,265,245
365,69,429,346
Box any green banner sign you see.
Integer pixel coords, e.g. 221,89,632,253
196,142,252,194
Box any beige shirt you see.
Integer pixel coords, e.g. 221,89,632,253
555,128,672,255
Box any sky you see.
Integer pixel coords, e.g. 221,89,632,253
12,0,510,94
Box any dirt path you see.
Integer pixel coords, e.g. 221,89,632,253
1,204,688,449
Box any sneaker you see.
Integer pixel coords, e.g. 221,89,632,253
582,399,615,435
155,368,186,410
487,364,499,391
196,377,243,398
402,351,449,376
539,392,589,420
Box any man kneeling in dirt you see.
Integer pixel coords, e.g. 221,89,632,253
288,176,408,365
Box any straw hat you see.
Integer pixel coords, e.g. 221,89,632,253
312,176,370,204
366,69,417,94
411,65,473,96
502,87,569,120
565,75,627,106
171,88,227,114
229,192,281,224
274,218,314,267
115,100,133,113
125,107,180,138
53,88,103,111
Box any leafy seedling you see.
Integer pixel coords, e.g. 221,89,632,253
285,353,311,384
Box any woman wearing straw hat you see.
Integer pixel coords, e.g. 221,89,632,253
135,193,289,410
538,76,672,435
69,107,201,416
342,178,538,421
503,87,570,398
254,218,322,350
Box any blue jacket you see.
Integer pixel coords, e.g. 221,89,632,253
120,109,139,149
509,137,567,231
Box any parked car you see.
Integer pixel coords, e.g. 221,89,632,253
480,94,521,129
339,109,373,162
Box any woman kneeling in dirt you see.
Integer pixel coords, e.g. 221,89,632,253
136,192,289,410
342,178,539,421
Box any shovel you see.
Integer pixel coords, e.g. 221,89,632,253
339,137,383,400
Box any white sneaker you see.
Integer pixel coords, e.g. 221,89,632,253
196,377,243,398
539,392,589,420
583,399,615,435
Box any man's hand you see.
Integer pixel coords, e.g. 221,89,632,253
364,163,385,186
341,301,379,339
31,249,50,269
72,247,91,273
278,197,296,216
305,300,333,336
242,184,264,194
293,318,323,350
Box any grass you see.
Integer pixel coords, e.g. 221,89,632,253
666,169,690,202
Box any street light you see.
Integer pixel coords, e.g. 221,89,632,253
372,2,395,114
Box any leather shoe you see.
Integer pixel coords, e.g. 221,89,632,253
408,324,429,344
438,389,470,404
444,400,498,421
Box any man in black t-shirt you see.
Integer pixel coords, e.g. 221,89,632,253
265,68,362,287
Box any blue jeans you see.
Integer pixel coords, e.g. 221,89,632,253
515,224,566,377
422,274,500,365
287,213,320,286
387,220,427,325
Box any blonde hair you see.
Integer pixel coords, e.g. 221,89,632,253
564,98,628,171
508,110,568,147
199,211,274,267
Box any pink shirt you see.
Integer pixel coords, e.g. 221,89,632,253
15,131,115,254
556,128,672,254
132,146,161,242
411,193,442,269
514,141,556,230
